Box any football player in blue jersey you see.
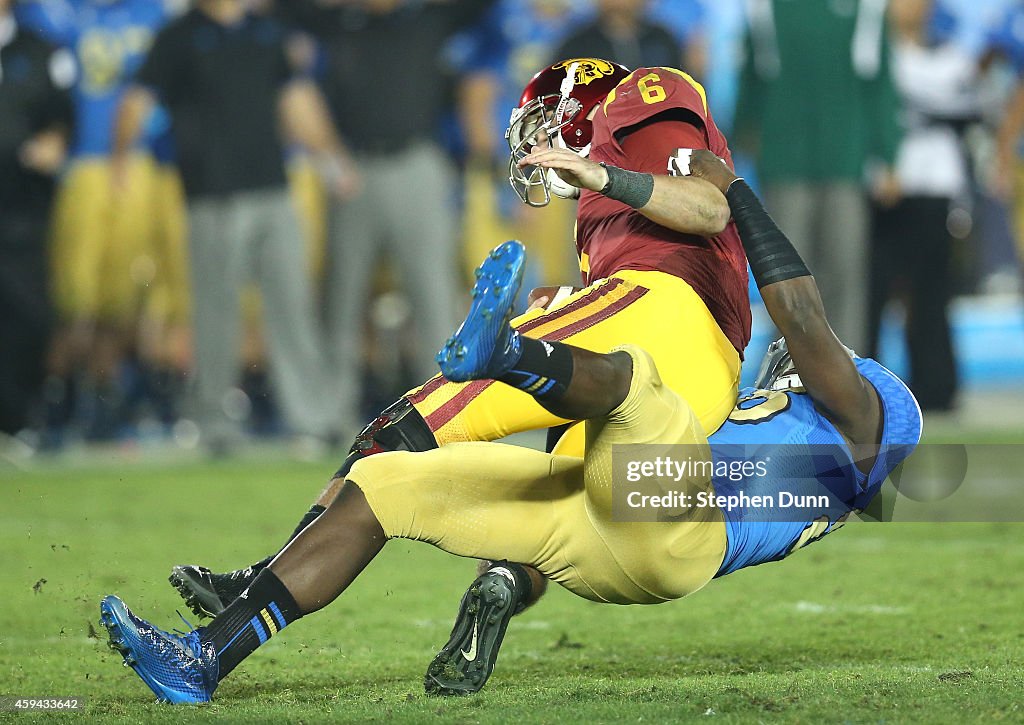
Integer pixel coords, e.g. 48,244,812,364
19,0,179,441
421,148,922,694
97,150,920,705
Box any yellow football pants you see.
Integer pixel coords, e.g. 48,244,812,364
51,155,158,322
460,164,578,286
144,164,190,325
407,269,741,456
351,346,727,605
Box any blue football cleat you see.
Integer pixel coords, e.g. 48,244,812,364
99,595,218,704
437,240,526,382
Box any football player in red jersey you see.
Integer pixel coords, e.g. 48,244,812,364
167,59,752,642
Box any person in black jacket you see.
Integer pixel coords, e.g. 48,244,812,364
555,0,684,72
0,0,74,438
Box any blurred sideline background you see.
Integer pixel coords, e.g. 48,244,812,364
2,0,1024,468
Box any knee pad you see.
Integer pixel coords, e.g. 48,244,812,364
333,398,437,478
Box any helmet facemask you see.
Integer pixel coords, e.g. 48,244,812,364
754,337,857,392
754,338,803,392
506,93,586,207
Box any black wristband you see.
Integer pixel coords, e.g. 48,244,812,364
725,179,811,288
599,163,654,208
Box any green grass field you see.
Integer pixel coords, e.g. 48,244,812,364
3,455,1023,723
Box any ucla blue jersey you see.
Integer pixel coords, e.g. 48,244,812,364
19,0,172,158
711,358,922,577
444,0,591,159
648,0,706,46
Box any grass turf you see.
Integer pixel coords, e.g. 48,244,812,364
2,456,1022,723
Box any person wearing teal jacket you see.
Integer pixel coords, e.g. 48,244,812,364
734,0,902,351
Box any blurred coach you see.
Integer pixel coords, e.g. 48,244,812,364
113,0,352,452
0,0,74,436
293,0,485,427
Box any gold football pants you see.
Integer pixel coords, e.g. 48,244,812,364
350,346,727,605
407,269,741,456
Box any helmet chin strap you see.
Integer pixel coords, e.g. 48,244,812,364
547,169,580,199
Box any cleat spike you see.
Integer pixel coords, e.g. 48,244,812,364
423,569,519,697
434,241,524,384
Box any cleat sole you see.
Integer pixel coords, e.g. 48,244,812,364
423,571,518,697
436,241,526,383
168,566,225,619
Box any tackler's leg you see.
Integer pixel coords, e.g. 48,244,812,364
169,396,437,618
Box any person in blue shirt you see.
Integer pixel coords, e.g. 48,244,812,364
18,0,182,441
451,0,590,289
97,147,920,704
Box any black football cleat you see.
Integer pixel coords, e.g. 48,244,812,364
424,567,520,696
168,565,255,619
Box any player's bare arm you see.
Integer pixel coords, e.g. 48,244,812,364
110,85,155,189
685,149,882,448
279,79,361,200
520,146,730,237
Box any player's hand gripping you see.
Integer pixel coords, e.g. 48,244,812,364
672,148,738,194
519,147,609,193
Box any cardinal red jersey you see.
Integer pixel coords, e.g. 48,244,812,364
577,67,751,355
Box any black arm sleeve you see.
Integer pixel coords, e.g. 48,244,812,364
725,179,811,288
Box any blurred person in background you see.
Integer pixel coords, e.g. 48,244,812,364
450,0,585,290
113,0,352,454
735,0,903,352
0,0,74,440
18,0,185,444
452,0,708,298
868,0,975,411
293,0,488,429
647,0,709,81
555,0,684,72
989,1,1024,264
137,103,192,431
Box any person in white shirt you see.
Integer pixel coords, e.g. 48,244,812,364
868,0,976,411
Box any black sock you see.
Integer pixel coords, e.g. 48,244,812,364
287,504,326,543
202,569,303,681
498,337,574,400
231,505,327,589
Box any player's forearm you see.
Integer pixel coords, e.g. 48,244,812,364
112,86,153,161
725,181,875,434
280,80,348,160
597,163,729,236
758,276,830,347
723,179,828,335
639,175,730,236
